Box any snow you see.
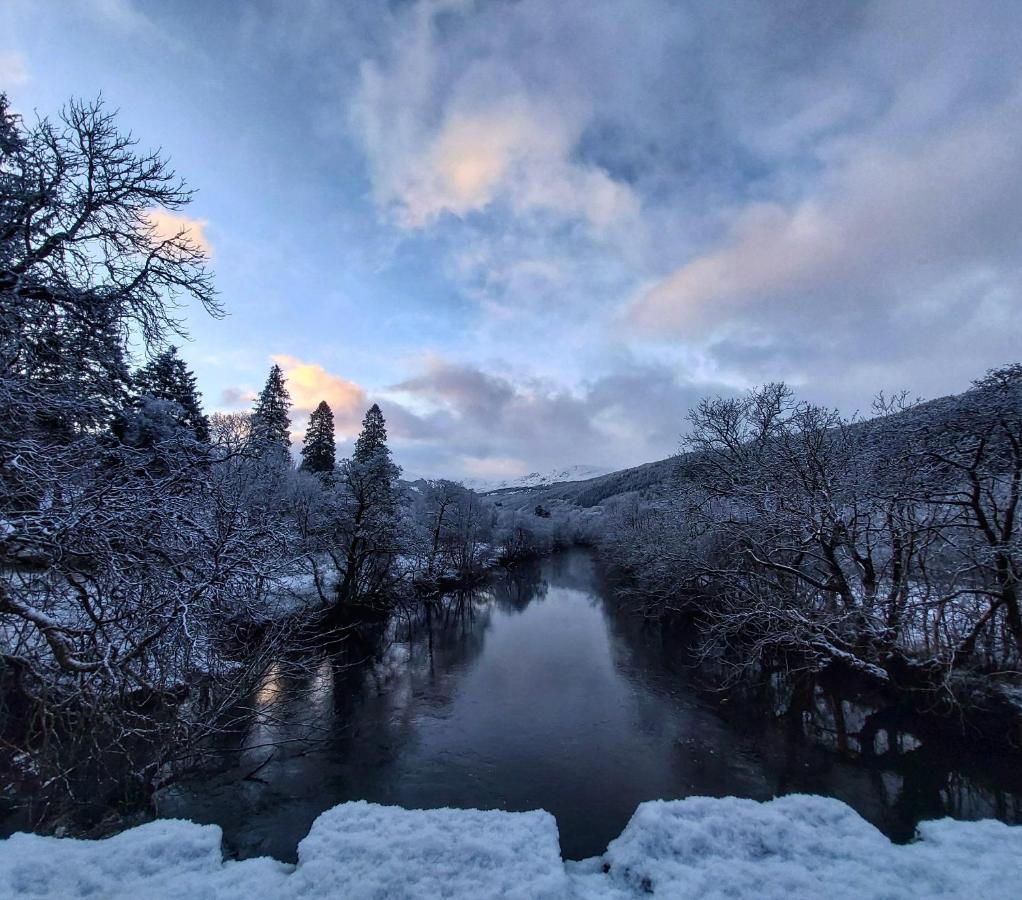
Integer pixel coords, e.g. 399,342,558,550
2,795,1020,899
0,802,567,900
464,464,610,493
0,818,292,900
586,794,1022,899
288,802,569,898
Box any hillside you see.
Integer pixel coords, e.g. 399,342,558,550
486,455,682,509
463,465,612,494
486,379,1007,512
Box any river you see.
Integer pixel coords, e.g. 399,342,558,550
159,550,1022,862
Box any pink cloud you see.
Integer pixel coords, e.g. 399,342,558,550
271,354,368,439
145,209,213,257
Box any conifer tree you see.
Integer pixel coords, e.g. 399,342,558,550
335,403,402,608
133,346,210,441
251,363,292,457
354,403,389,462
301,400,335,473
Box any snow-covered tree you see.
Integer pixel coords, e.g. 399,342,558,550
0,95,217,444
330,404,402,607
408,480,494,585
598,369,1022,706
910,364,1022,663
132,345,210,442
301,400,335,474
0,95,297,829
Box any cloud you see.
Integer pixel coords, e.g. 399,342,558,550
271,354,368,437
218,386,256,408
351,1,641,236
382,355,727,479
0,51,29,87
631,201,835,334
632,86,1022,337
84,0,156,35
145,209,214,258
391,356,514,423
383,97,638,231
346,0,1022,406
619,14,1022,406
460,455,529,481
19,0,1018,477
213,356,369,449
211,351,723,479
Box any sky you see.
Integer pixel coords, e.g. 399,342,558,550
3,0,1020,480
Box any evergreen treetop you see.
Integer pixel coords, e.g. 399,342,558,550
354,403,389,463
251,363,292,456
133,346,210,441
301,400,336,473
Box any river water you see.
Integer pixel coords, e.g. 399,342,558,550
160,550,1022,862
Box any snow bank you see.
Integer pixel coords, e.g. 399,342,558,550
584,794,1022,899
0,818,292,899
2,795,1020,899
0,802,567,899
288,802,569,898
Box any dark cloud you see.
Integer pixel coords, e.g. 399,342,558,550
392,361,516,425
381,357,731,479
218,386,255,408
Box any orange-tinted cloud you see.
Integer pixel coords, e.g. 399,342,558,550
360,84,638,233
271,354,368,438
145,209,213,257
630,202,839,334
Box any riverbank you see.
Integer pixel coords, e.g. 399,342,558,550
147,550,1022,862
601,570,1022,756
3,794,1020,899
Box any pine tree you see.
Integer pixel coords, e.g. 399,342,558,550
133,346,210,441
354,403,389,463
251,364,292,457
335,403,402,608
301,400,336,473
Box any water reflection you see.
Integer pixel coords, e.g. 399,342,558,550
159,550,1022,862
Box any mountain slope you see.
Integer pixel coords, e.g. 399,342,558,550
463,464,611,494
486,374,1017,512
486,456,681,509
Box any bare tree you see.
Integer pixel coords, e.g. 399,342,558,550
599,370,1021,708
0,97,302,830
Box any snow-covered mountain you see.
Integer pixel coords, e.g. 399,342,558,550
463,464,611,494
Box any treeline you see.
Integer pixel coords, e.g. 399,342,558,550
0,94,263,827
0,95,405,829
0,94,590,830
599,373,1022,736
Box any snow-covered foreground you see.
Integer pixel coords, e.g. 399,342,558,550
3,795,1020,899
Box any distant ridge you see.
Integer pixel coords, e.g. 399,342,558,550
462,464,611,494
480,378,1010,512
485,456,681,509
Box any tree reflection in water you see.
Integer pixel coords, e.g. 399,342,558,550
159,550,1022,863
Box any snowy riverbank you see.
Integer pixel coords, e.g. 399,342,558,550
2,794,1020,899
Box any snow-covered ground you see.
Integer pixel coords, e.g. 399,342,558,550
3,794,1020,899
463,464,610,493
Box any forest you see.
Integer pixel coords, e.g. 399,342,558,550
598,375,1022,735
2,94,1020,842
